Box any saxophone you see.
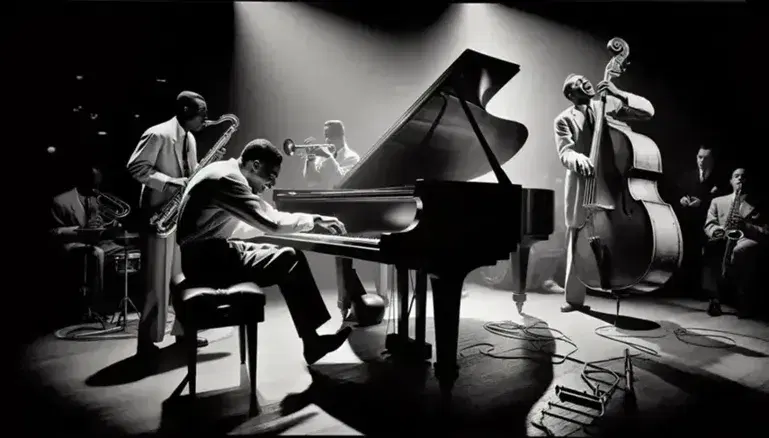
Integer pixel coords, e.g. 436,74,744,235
149,113,240,237
719,184,744,278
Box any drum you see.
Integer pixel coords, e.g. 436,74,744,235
113,250,141,275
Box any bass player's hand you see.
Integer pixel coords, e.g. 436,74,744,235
574,154,594,177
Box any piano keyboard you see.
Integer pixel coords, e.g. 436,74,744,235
281,233,381,247
249,232,386,263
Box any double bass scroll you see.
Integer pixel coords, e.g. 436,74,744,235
573,37,683,294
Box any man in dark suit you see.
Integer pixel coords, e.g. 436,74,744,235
176,139,352,364
50,166,125,313
673,146,725,295
703,167,768,318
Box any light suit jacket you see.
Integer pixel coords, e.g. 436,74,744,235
704,193,769,242
554,93,655,229
177,158,316,246
126,117,199,211
303,145,360,189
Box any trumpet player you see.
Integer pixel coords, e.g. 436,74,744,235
703,168,768,318
127,90,208,359
302,120,360,189
50,166,126,314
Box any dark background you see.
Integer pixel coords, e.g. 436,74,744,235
10,1,756,339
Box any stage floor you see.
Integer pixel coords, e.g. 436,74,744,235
15,283,769,436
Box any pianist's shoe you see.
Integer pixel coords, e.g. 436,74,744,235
303,327,353,365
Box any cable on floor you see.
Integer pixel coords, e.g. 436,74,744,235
461,314,767,436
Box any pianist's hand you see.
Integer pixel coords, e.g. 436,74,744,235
313,215,347,235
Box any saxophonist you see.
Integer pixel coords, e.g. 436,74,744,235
127,91,208,358
703,167,768,318
50,165,126,314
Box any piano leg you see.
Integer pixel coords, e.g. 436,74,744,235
385,267,432,363
513,243,532,314
414,270,427,351
336,258,353,318
430,271,465,400
397,269,409,337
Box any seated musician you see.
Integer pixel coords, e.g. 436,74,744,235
302,120,360,189
300,121,393,312
702,167,767,318
554,73,655,312
176,138,353,364
672,146,726,294
49,165,125,312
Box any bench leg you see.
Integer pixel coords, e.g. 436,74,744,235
246,322,258,415
239,325,246,364
187,327,198,397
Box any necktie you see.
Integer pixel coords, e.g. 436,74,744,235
182,133,190,177
586,106,596,130
84,195,101,228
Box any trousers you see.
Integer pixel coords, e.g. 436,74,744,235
64,241,124,312
180,239,331,338
138,232,183,345
563,227,588,306
702,236,760,300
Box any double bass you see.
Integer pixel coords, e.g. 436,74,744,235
573,37,683,297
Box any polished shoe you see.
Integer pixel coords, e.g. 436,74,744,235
560,303,590,313
707,300,723,317
303,326,353,365
175,336,209,348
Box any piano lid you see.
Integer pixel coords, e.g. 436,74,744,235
337,49,529,190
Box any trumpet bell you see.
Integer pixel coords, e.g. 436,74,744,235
283,139,297,156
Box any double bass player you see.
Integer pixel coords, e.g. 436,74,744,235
554,73,656,312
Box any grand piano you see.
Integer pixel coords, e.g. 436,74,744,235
254,49,554,398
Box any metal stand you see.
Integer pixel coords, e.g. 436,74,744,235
612,291,631,327
56,227,140,340
63,245,123,338
112,231,140,329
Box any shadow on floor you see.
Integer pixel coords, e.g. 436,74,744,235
598,355,769,436
278,316,557,435
85,343,230,386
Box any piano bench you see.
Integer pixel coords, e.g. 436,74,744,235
170,274,265,414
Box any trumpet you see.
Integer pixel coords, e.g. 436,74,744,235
283,138,336,157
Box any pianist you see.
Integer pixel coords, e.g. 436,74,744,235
176,138,353,364
302,120,360,189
